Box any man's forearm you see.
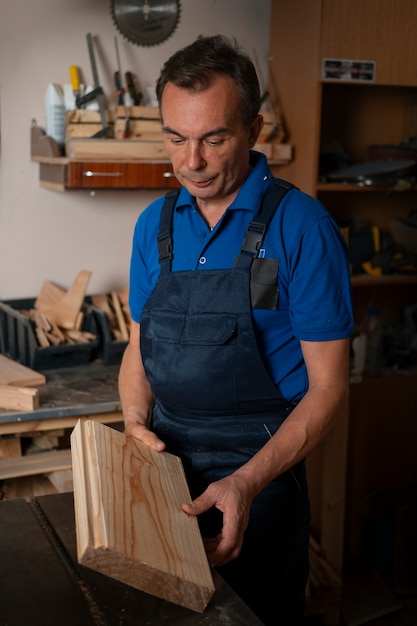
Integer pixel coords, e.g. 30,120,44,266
118,325,154,431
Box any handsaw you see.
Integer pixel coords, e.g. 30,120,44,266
114,36,130,138
75,33,110,138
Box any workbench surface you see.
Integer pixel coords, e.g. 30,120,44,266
0,492,262,625
0,362,121,425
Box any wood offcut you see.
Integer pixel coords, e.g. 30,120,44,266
70,420,215,613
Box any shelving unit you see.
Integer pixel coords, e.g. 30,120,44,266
269,0,417,602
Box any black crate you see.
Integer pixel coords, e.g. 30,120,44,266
0,297,99,370
90,307,128,365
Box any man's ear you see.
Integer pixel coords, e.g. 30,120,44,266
248,114,264,148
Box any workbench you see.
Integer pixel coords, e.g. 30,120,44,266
0,492,262,625
0,363,123,483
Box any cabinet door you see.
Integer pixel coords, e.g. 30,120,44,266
321,0,417,86
67,162,180,190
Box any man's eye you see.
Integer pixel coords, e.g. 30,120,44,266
207,139,223,147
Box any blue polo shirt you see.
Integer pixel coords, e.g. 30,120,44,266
129,151,353,402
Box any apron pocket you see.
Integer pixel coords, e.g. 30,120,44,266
147,311,237,345
141,311,238,409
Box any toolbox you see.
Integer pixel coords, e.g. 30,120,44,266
0,298,99,370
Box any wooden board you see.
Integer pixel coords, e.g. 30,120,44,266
0,385,39,411
66,138,169,161
0,354,46,387
0,448,72,480
35,270,91,330
70,420,214,613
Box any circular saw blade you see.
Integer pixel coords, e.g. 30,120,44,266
111,0,181,47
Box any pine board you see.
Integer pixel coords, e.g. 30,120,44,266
0,354,46,387
70,420,214,613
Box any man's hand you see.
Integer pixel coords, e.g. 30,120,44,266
182,473,255,567
124,421,166,452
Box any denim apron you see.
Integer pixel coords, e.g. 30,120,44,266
140,179,310,525
140,180,310,624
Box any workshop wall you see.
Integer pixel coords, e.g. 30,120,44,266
0,0,271,299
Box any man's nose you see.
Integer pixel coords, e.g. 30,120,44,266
185,143,206,170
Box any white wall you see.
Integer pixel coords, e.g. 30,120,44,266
0,0,271,299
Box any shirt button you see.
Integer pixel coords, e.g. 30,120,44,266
199,256,207,265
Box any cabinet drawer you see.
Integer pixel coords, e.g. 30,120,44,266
67,162,180,190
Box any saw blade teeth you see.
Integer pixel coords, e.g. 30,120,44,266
110,0,181,47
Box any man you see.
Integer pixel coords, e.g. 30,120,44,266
119,35,353,625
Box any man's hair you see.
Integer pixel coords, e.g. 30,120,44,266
155,35,262,128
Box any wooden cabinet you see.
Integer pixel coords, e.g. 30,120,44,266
37,159,180,191
320,0,417,86
269,0,417,582
67,161,180,190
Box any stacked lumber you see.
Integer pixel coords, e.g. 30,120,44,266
92,287,130,341
0,355,45,411
26,270,96,348
71,420,215,612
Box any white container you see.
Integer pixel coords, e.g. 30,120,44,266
45,83,65,148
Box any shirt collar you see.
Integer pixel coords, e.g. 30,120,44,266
175,150,273,214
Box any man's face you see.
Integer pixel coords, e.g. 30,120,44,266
160,74,263,208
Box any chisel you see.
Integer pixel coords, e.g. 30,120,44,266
125,71,142,106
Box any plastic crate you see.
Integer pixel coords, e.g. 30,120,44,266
0,297,99,370
91,307,128,365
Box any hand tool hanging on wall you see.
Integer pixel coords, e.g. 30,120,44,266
125,71,142,106
113,37,130,138
253,48,285,143
69,65,82,106
74,33,110,138
113,36,125,106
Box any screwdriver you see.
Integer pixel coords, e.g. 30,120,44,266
69,65,82,107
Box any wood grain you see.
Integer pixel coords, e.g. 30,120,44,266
70,420,214,612
36,270,91,330
0,354,46,387
0,385,39,411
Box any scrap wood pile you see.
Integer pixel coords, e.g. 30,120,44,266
24,270,96,347
91,288,130,342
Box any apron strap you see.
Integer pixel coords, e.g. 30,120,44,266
156,177,295,273
157,189,180,273
235,178,295,270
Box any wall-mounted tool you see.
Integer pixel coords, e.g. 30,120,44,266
114,36,131,138
111,0,181,47
125,71,142,106
113,36,125,106
69,65,82,105
74,33,110,138
253,48,285,143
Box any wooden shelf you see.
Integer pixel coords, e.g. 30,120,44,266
317,182,417,193
351,274,417,287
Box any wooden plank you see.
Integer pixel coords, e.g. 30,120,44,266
110,291,129,340
0,354,46,387
35,270,91,330
66,138,169,161
0,448,72,480
0,385,39,411
0,435,22,459
35,280,66,309
70,420,215,613
47,469,73,493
